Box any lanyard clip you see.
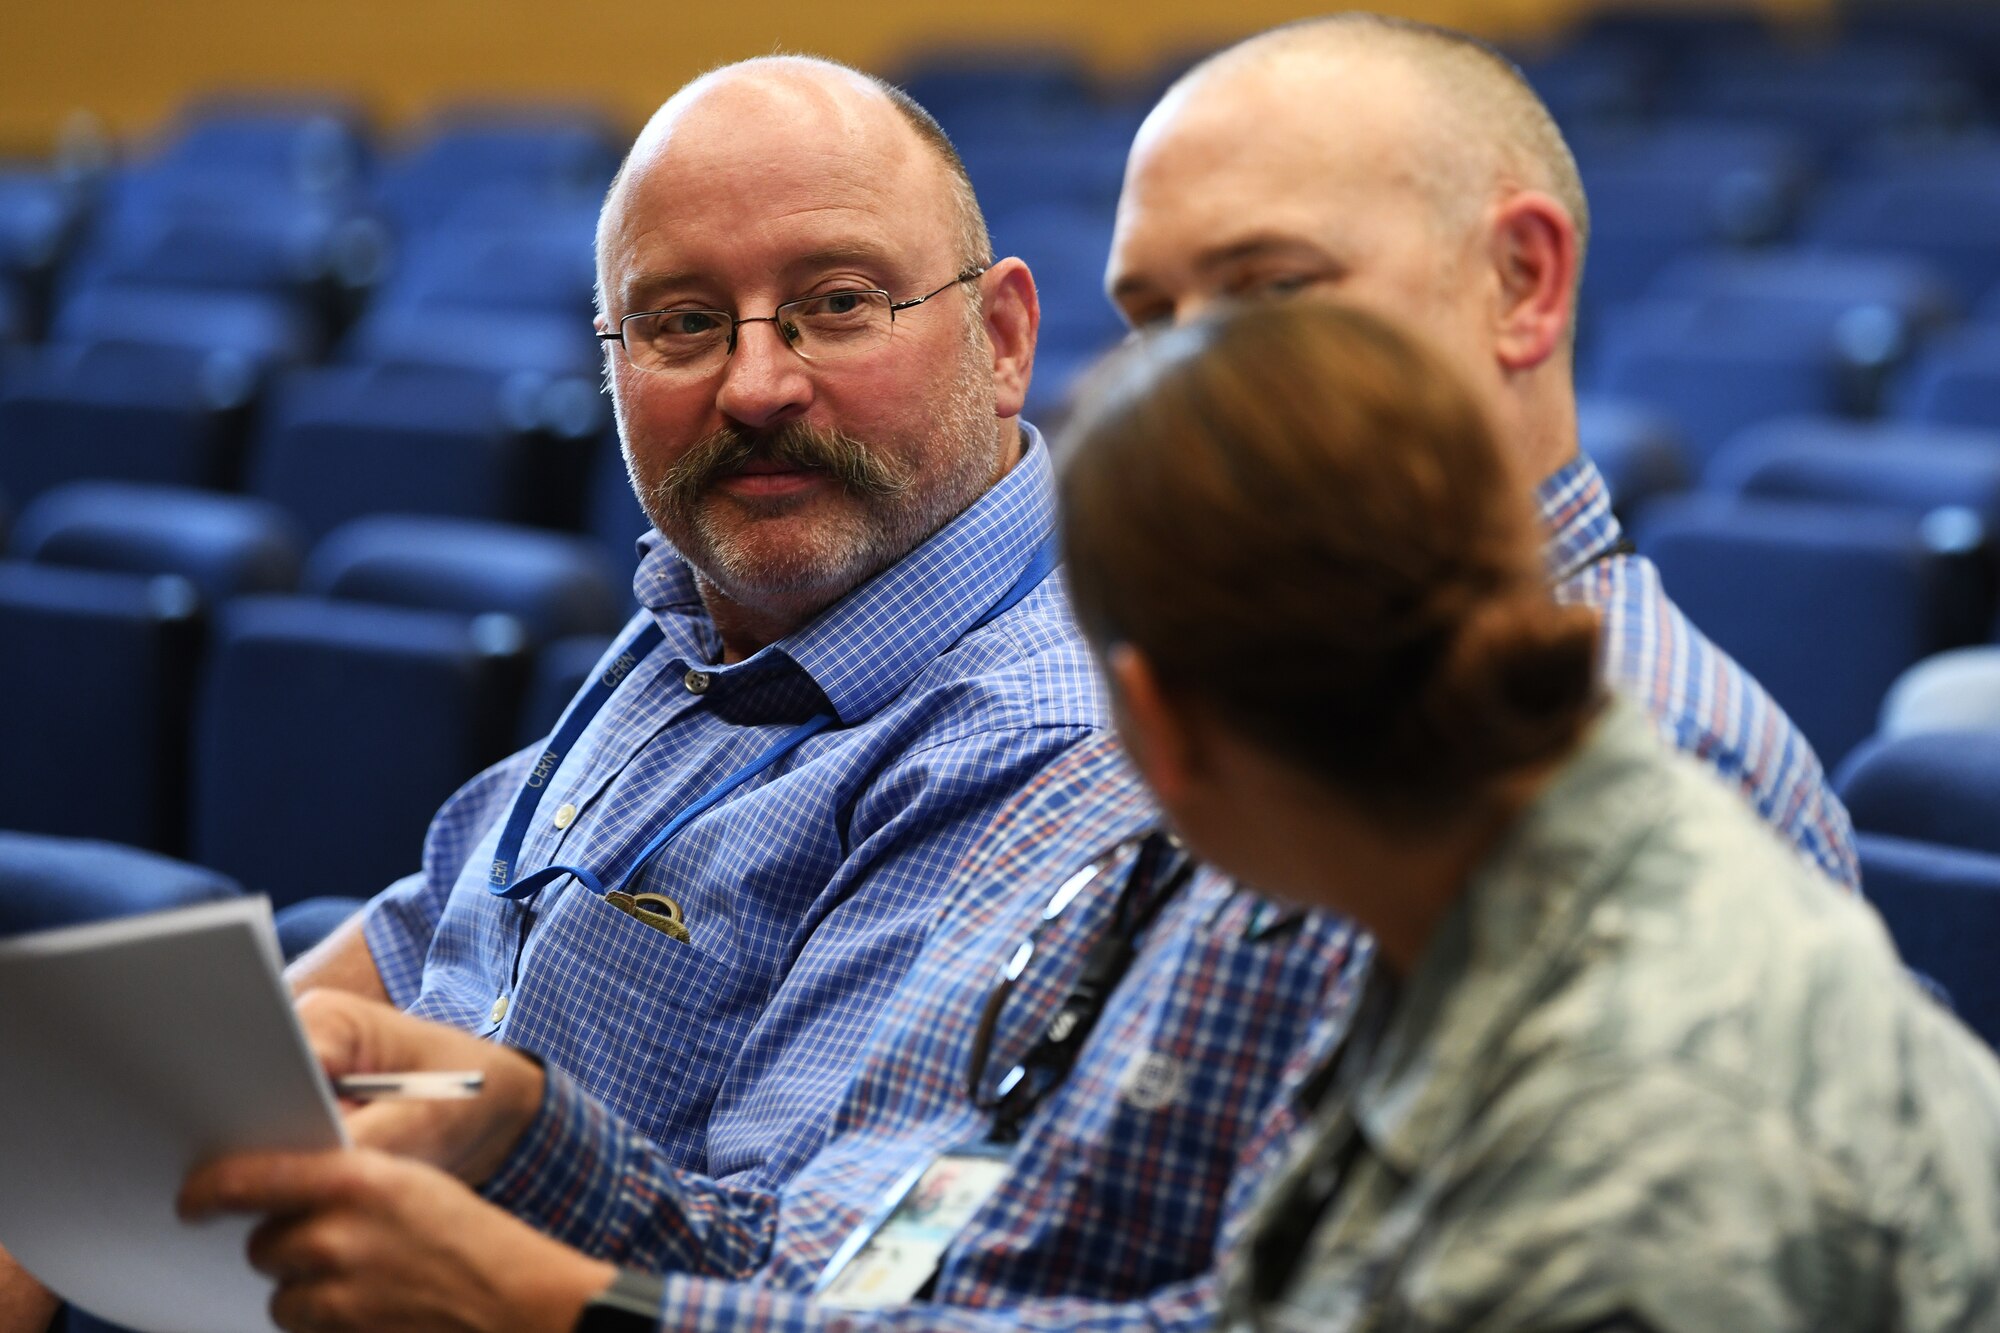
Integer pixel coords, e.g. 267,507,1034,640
607,890,692,943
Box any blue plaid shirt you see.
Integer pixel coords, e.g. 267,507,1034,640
359,425,1105,1192
471,454,1862,1333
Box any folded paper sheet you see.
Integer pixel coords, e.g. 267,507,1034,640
0,898,345,1333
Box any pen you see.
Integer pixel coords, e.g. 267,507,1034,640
334,1071,485,1101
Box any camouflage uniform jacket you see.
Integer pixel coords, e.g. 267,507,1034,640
1221,697,2000,1333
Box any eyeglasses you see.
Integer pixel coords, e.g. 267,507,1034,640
598,267,988,378
965,832,1193,1132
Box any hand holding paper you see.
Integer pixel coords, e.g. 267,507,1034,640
0,899,346,1333
178,1147,612,1333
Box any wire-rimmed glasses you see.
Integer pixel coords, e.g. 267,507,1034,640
598,267,987,378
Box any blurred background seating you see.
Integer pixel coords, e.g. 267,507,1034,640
3,0,1997,1055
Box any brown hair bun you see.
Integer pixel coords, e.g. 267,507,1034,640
1058,300,1599,820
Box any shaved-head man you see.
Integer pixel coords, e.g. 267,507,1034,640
1110,14,1858,889
0,55,1107,1333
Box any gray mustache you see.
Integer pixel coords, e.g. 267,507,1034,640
651,421,913,523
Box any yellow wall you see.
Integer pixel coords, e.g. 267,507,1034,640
2,0,1833,155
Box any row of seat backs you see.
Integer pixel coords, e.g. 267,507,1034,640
0,494,631,902
7,24,2000,422
1835,722,2000,1049
10,254,2000,521
3,354,1998,775
0,832,352,954
0,354,645,558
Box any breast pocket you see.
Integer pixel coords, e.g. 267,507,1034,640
504,888,764,1158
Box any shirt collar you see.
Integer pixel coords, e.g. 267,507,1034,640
1346,699,1672,1174
627,423,1054,725
1536,452,1626,584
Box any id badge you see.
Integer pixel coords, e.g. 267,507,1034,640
814,1144,1012,1310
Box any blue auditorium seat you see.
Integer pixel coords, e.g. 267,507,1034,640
1842,129,2000,180
1587,305,1845,476
1575,397,1688,520
0,168,74,285
304,514,625,646
373,225,595,319
0,832,241,938
1569,119,1809,182
1898,324,2000,431
958,112,1137,210
53,282,321,367
1569,122,1807,317
1565,9,1776,68
1636,495,1988,768
1576,164,1790,316
1805,176,2000,307
0,278,25,345
341,303,594,378
518,631,620,747
1879,647,2000,738
1673,41,1976,154
1845,2,2000,62
273,895,366,960
191,596,529,905
9,481,302,605
0,343,254,502
585,429,652,581
1705,418,2000,537
374,108,620,235
1591,251,1957,470
0,563,200,850
1852,834,2000,1049
145,96,368,194
896,47,1096,140
1648,249,1959,336
247,363,552,538
991,204,1124,423
1515,40,1655,125
1836,728,2000,856
66,171,354,305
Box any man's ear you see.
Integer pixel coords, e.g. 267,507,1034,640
979,257,1039,420
1486,191,1577,374
1105,644,1200,813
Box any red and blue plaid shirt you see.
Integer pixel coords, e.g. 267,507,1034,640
1542,453,1859,890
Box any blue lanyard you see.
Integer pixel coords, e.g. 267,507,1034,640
487,532,1059,903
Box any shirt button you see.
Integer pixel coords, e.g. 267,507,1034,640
552,802,577,830
489,995,510,1024
684,669,712,694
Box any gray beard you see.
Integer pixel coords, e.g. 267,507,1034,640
636,339,1002,609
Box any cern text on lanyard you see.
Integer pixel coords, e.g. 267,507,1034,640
485,533,1060,905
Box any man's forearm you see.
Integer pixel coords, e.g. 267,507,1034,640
285,915,389,1002
484,1065,782,1278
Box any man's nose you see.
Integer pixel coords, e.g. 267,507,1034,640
714,319,813,429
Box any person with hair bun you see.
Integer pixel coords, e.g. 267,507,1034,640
1061,300,2000,1333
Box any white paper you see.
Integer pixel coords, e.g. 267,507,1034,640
0,897,347,1333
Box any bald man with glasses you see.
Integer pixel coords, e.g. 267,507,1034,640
0,52,1104,1333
